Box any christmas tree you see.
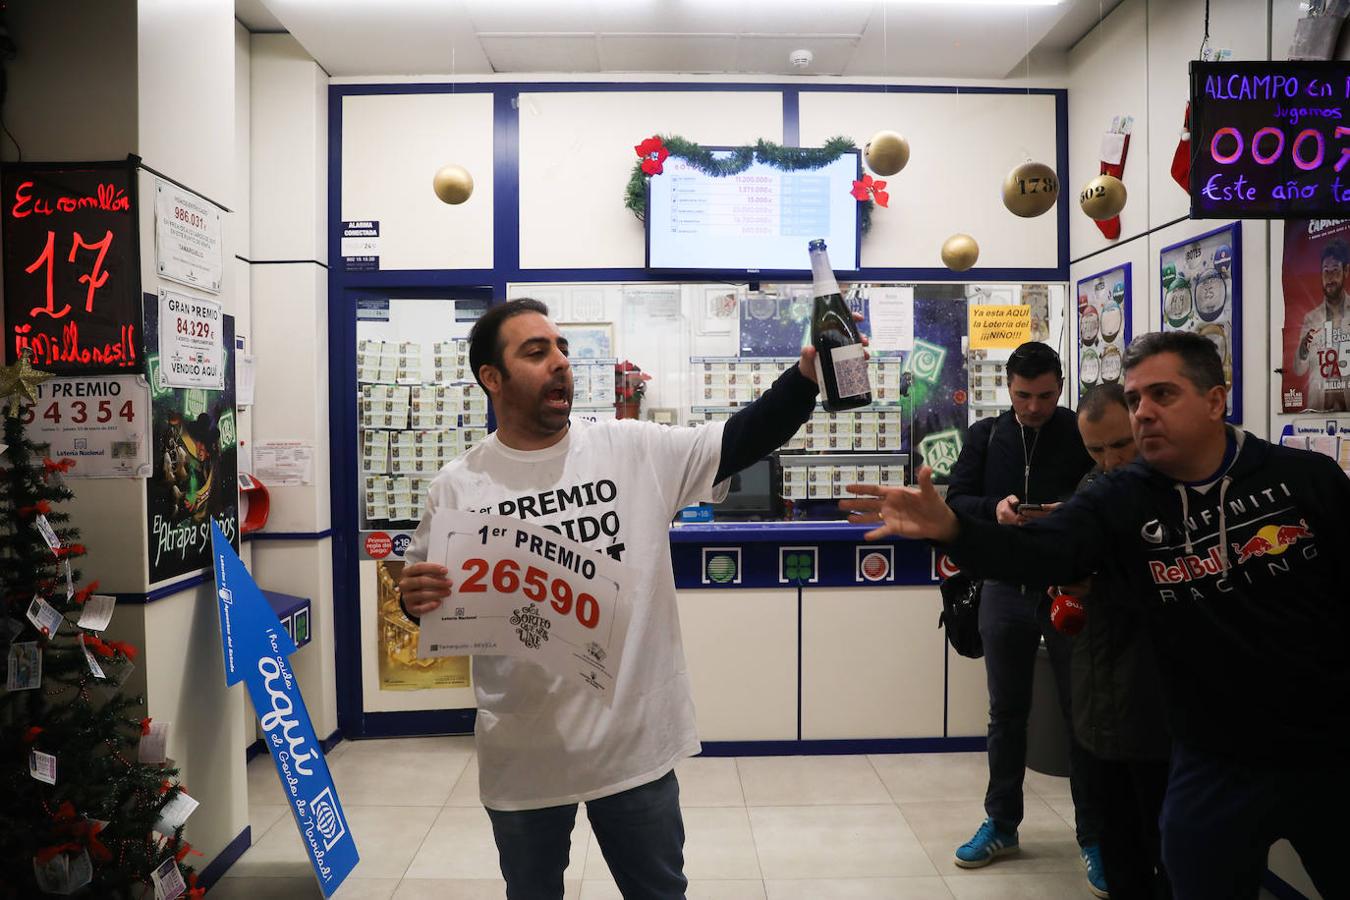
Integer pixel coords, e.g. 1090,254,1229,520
0,352,201,898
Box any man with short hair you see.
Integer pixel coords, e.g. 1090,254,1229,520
942,341,1104,894
844,331,1350,900
1293,239,1350,411
1065,383,1171,900
398,298,837,899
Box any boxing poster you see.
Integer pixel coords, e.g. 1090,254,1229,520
1281,219,1350,413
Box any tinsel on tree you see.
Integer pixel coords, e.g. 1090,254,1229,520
0,352,202,898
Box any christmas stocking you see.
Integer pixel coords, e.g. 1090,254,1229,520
1170,103,1192,193
1096,123,1130,241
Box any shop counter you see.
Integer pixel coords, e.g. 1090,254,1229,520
668,522,988,753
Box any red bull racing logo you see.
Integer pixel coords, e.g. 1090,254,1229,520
1150,520,1314,584
1231,520,1313,565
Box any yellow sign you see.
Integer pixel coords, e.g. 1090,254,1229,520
376,560,471,691
968,305,1032,349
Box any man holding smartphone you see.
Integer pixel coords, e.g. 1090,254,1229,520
943,342,1105,896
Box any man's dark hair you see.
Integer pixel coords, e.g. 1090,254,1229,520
468,297,550,390
1322,239,1350,268
1006,341,1062,383
1122,331,1225,392
1078,383,1126,424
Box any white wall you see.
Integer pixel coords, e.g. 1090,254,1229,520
248,32,340,743
137,0,235,203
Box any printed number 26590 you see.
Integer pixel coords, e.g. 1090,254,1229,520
459,557,600,629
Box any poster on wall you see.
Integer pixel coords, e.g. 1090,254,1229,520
1160,224,1242,421
154,179,222,293
374,559,471,691
1076,264,1132,398
144,297,239,585
157,289,225,389
19,374,152,477
909,286,969,484
1,161,140,374
1280,218,1350,412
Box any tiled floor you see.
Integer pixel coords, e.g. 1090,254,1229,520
217,738,1281,899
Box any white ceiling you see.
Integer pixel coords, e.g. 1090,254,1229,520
236,0,1123,80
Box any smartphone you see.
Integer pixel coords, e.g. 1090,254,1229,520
1019,503,1046,513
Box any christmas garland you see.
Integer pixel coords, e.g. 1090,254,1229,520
625,135,874,234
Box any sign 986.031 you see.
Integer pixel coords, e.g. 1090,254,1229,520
173,205,205,229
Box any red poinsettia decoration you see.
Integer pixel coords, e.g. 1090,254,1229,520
850,173,889,208
635,136,669,176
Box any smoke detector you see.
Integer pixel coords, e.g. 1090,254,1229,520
789,48,814,69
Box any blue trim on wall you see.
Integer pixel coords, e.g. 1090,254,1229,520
249,529,335,541
493,91,521,297
782,90,800,148
327,77,1072,737
670,521,907,543
112,573,211,606
199,826,251,890
1056,90,1071,276
700,736,987,757
1262,870,1312,900
350,708,477,737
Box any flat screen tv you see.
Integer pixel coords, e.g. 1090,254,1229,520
646,148,862,273
713,457,778,520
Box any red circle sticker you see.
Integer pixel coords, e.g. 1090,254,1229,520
953,389,968,405
365,532,392,559
935,552,960,580
860,552,890,581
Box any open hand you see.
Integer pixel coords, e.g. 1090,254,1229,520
839,466,959,543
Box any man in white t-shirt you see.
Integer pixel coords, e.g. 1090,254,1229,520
400,298,837,899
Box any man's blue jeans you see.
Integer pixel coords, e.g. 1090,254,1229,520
979,580,1104,845
486,769,686,899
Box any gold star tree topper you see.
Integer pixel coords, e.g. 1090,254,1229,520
0,349,54,417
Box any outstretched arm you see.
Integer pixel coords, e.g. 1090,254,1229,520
842,466,1106,585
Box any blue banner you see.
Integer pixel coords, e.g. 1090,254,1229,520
211,524,359,896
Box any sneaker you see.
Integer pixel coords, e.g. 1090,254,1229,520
1081,843,1109,898
953,817,1019,868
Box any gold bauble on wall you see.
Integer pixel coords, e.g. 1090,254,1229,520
940,233,980,272
864,131,910,177
1079,174,1127,220
432,165,474,205
1002,161,1060,218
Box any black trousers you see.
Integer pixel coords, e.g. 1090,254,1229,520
1097,756,1172,900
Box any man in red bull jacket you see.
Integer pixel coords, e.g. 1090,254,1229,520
843,331,1350,900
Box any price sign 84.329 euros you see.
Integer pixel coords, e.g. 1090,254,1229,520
416,510,633,705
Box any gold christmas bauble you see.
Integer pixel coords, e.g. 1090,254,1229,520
432,165,474,205
940,233,980,272
1079,174,1127,220
1002,162,1060,218
864,131,910,177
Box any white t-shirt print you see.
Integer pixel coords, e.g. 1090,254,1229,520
404,417,729,810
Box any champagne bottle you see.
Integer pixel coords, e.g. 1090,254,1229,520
808,239,871,412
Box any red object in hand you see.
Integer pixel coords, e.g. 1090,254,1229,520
1050,594,1087,636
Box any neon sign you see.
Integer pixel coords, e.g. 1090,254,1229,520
1191,61,1350,218
2,163,140,374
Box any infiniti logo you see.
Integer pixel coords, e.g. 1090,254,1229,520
1141,520,1167,545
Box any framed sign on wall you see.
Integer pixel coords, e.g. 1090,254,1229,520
1160,223,1242,422
1075,263,1131,399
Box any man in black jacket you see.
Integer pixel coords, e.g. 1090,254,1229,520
843,332,1350,900
944,342,1104,894
1064,383,1171,900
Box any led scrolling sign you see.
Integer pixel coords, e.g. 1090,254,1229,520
1191,61,1350,219
1,163,140,375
